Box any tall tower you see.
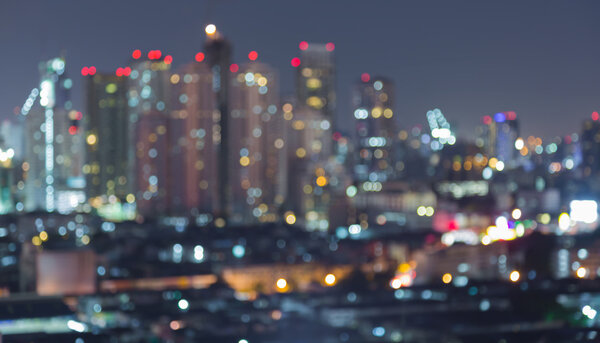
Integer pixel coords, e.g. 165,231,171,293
483,111,519,168
127,50,173,216
229,59,285,224
84,70,135,220
203,24,232,223
352,75,396,182
287,42,337,231
295,42,336,124
582,113,600,179
25,56,85,213
169,58,218,217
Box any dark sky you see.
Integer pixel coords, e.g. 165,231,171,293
2,0,600,140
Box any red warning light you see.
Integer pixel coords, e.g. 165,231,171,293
164,55,173,64
81,67,89,76
132,49,142,59
123,67,131,76
291,57,301,67
195,52,205,62
68,125,77,135
592,111,599,121
248,51,258,61
360,73,370,82
299,41,309,50
483,115,492,125
116,67,124,77
326,42,335,51
148,50,161,60
75,112,83,121
229,63,239,73
88,66,96,75
506,111,517,120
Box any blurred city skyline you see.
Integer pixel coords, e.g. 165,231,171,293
3,0,600,140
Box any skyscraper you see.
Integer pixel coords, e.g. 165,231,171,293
204,25,232,224
287,42,337,230
352,75,396,182
127,50,173,217
482,111,519,168
581,114,600,179
229,60,286,224
84,71,135,220
169,59,218,218
84,72,129,198
25,56,85,213
295,42,336,124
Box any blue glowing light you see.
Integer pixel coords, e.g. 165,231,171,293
494,112,506,123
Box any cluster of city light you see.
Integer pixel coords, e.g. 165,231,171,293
481,215,522,245
583,305,598,320
367,137,387,147
390,263,415,289
362,181,382,192
437,181,489,199
20,88,39,115
426,108,456,149
0,148,15,163
441,230,479,246
416,206,434,217
514,135,547,157
570,200,598,224
354,108,369,119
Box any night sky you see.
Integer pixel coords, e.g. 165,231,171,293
2,0,600,140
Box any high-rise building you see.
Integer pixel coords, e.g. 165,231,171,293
24,56,85,213
0,147,16,214
1,120,24,161
84,71,135,220
581,114,600,178
286,42,337,231
127,51,174,217
204,25,232,223
352,75,396,182
229,60,286,224
481,111,519,168
295,42,336,124
169,60,218,218
284,103,334,230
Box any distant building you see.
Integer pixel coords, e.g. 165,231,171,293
295,42,336,124
127,52,173,217
481,111,519,168
581,115,600,179
169,61,218,217
24,56,85,213
229,61,286,224
286,42,338,231
84,72,135,218
352,75,396,182
204,25,233,223
0,147,16,214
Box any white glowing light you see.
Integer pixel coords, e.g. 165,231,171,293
570,200,598,224
205,24,216,35
178,299,189,310
67,320,87,333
